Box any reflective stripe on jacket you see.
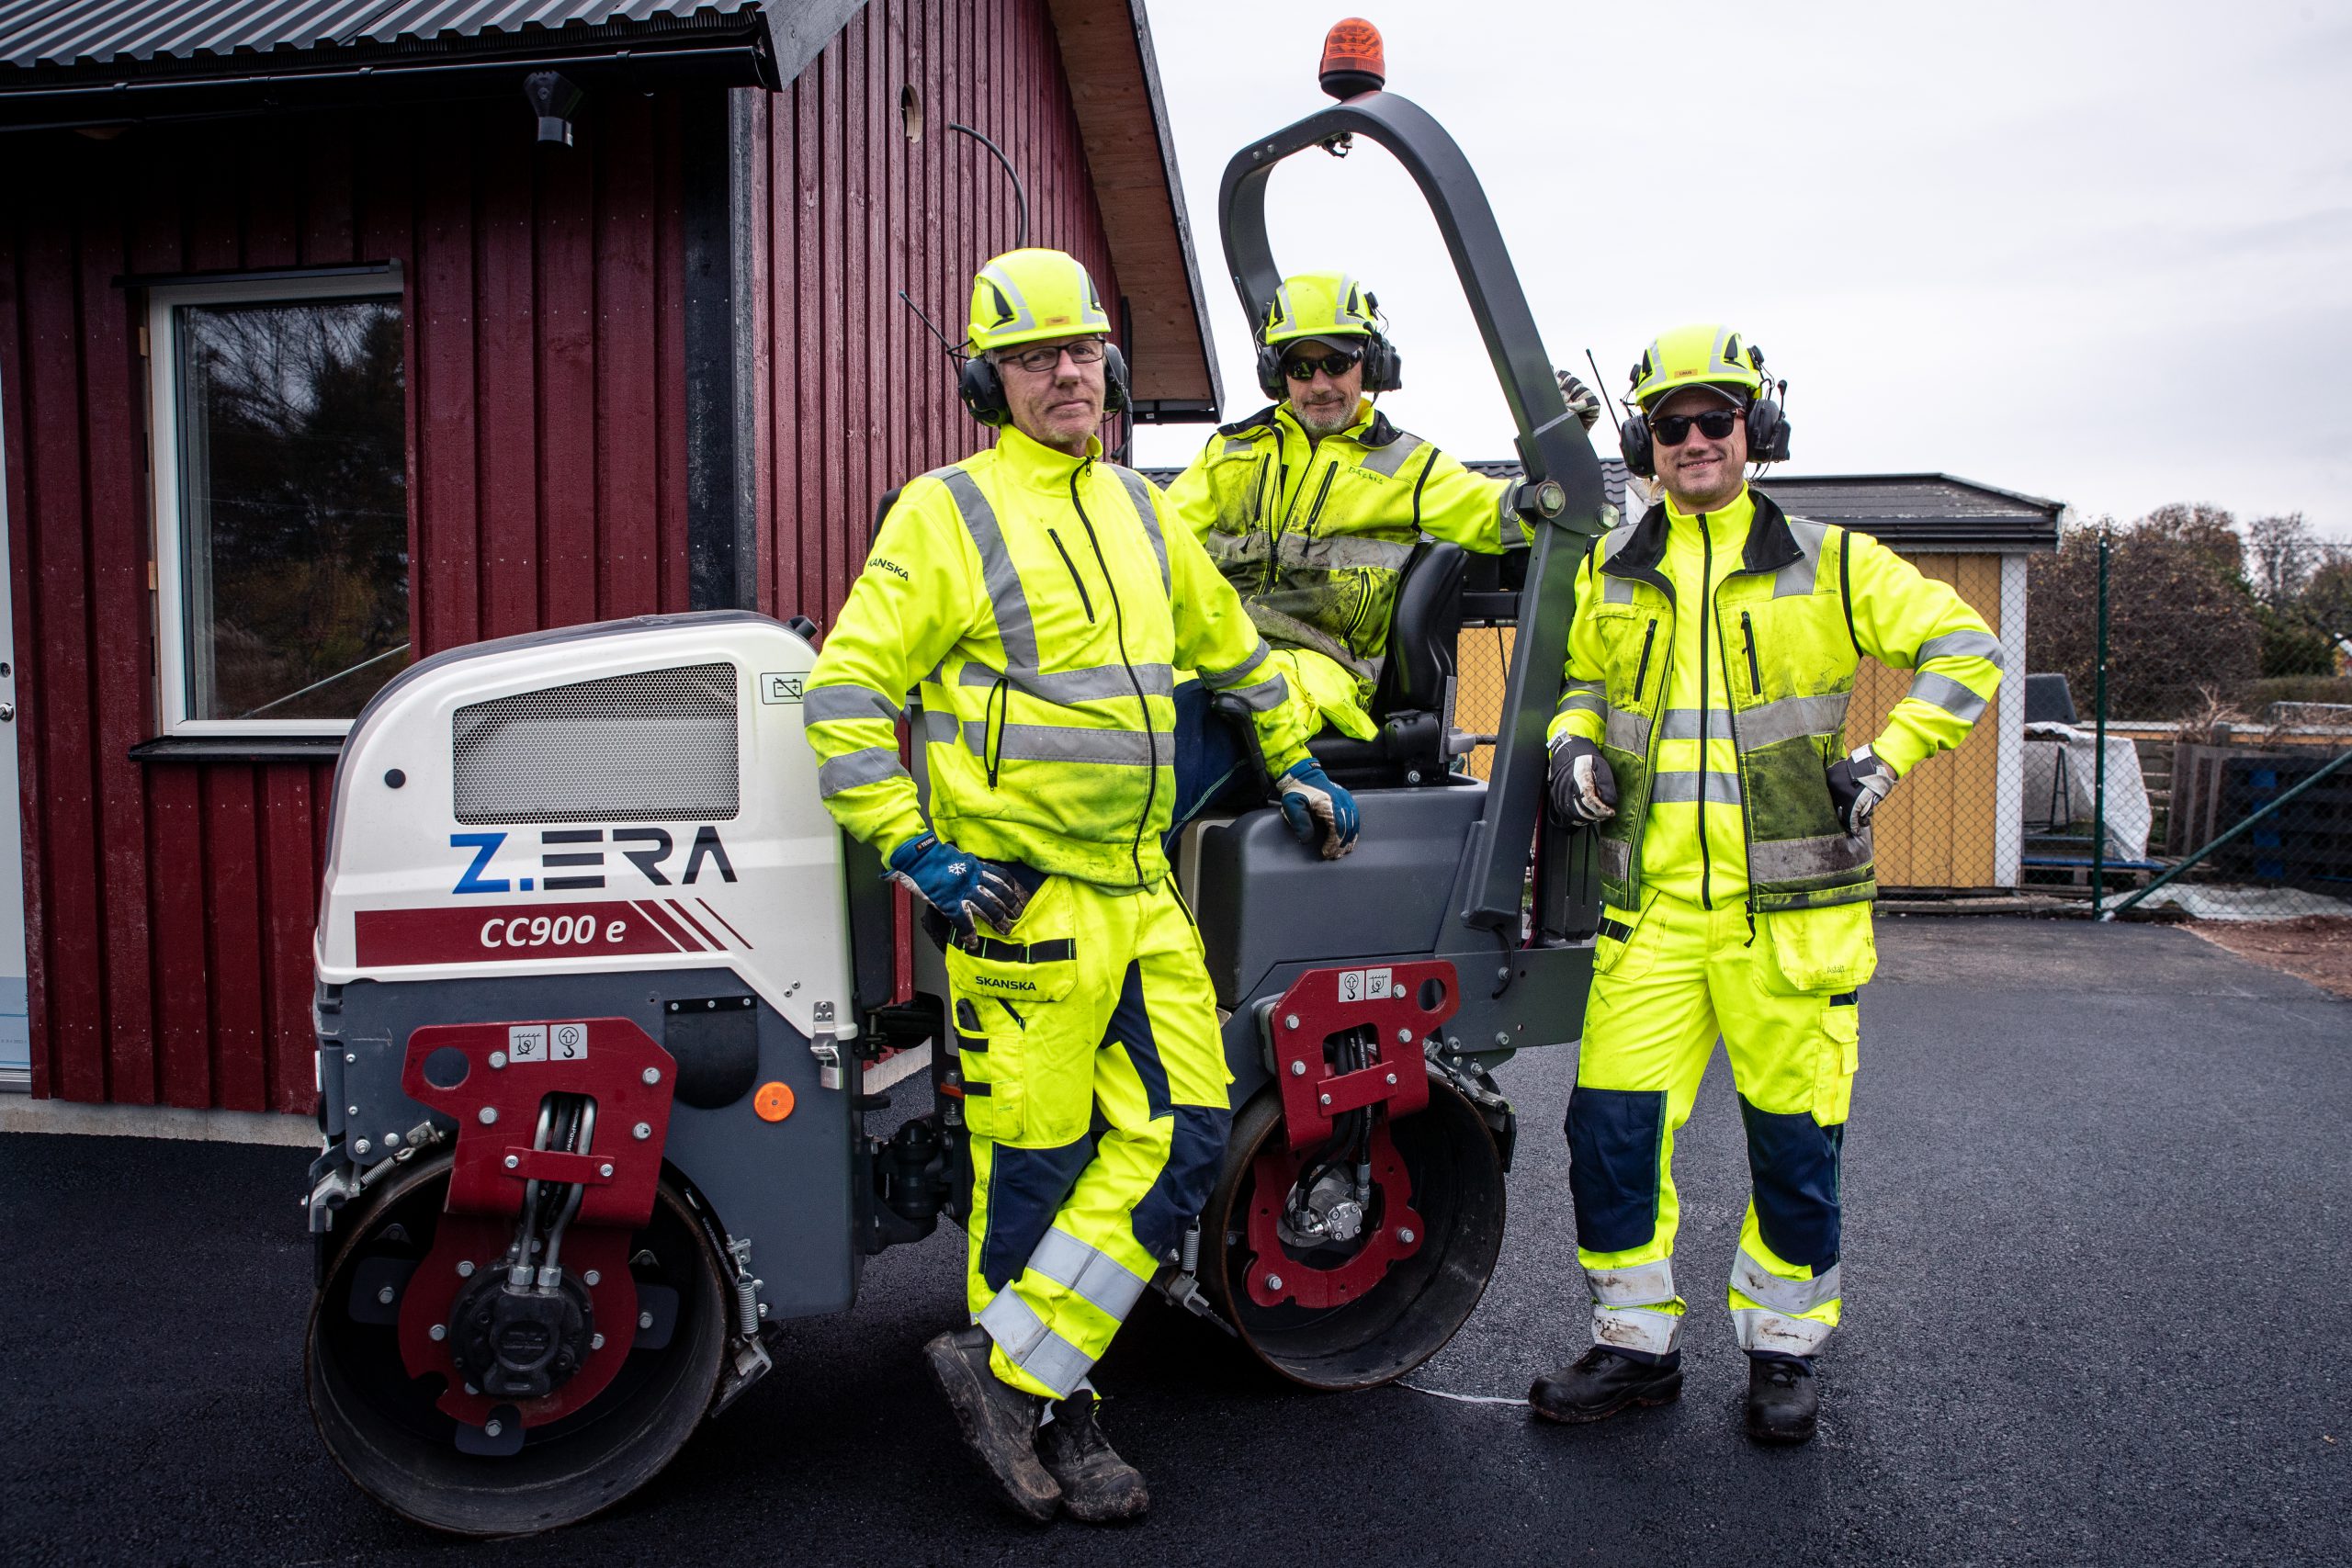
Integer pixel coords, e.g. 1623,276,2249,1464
808,426,1312,890
1161,398,1515,696
1548,487,2003,913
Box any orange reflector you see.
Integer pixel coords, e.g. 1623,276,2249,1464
754,1081,796,1122
1319,17,1385,97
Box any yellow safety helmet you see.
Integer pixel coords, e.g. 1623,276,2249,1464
967,247,1111,354
1261,270,1379,347
1629,321,1765,409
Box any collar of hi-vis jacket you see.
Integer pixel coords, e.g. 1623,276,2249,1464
989,423,1108,495
1222,398,1406,451
1600,483,1804,601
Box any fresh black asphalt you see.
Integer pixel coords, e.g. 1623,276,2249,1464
5,919,2347,1566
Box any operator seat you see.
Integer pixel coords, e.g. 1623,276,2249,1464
1300,540,1468,789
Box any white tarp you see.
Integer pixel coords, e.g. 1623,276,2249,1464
2023,722,2152,861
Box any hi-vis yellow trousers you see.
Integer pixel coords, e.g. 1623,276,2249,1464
1567,889,1865,1359
948,875,1230,1398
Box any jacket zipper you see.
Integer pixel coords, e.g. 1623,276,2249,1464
1070,463,1159,887
1723,597,1757,942
983,674,1010,789
1634,619,1658,702
1698,521,1714,911
1046,528,1095,623
1302,463,1339,534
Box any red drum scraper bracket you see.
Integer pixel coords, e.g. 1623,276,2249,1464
1249,961,1456,1311
394,1019,678,1431
1268,959,1453,1147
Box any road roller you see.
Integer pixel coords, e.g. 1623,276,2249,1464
302,45,1612,1535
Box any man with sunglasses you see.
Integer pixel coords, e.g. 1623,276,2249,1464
806,248,1356,1527
1160,271,1601,815
1532,322,2003,1445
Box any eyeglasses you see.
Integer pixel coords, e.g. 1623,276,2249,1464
1283,350,1363,381
994,337,1107,375
1651,407,1744,446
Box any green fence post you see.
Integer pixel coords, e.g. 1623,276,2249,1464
2093,530,2109,914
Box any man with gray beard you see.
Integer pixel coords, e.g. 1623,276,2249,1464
1161,270,1599,817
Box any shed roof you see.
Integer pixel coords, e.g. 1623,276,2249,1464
1137,457,2060,553
1751,473,2064,552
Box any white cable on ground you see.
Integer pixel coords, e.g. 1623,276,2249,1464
1398,1381,1528,1408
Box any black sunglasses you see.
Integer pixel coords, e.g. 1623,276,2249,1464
1283,350,1363,381
1652,407,1744,446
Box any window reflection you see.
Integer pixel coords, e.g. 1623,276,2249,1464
176,297,410,722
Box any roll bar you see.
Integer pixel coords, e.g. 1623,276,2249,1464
1216,91,1613,931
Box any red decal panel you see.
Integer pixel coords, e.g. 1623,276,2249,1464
355,901,678,966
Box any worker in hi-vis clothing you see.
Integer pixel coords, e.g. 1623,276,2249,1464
1159,271,1603,819
805,248,1361,1523
1529,323,2002,1445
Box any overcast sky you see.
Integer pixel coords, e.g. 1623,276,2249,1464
1126,0,2352,540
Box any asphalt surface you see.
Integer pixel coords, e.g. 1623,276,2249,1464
5,919,2348,1566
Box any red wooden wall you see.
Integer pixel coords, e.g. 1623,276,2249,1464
0,0,1127,1112
749,0,1122,625
0,94,695,1110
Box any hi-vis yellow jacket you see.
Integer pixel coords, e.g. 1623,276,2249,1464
1549,486,2003,917
1162,398,1516,731
807,426,1312,890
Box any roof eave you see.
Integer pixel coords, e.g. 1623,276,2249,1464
1044,0,1221,423
0,15,780,132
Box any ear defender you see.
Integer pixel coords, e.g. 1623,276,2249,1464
958,354,1010,427
1619,412,1656,479
1103,344,1130,415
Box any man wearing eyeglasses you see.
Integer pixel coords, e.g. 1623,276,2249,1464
805,248,1359,1526
1159,271,1602,817
1531,322,2003,1445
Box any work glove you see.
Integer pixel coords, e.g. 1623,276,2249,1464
886,832,1038,942
1825,744,1898,836
1547,735,1618,826
1277,758,1361,860
1555,369,1603,432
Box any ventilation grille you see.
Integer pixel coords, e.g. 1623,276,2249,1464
453,663,741,825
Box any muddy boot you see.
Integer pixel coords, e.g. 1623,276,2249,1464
922,1327,1061,1522
1035,1391,1149,1524
1745,1356,1819,1445
1528,1346,1684,1424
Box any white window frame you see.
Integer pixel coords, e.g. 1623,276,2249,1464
146,268,408,737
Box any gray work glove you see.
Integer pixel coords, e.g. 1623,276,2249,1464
1556,369,1603,432
1825,743,1897,836
1548,736,1618,826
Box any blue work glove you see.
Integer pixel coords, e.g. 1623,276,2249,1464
886,832,1038,941
1825,743,1897,837
1276,758,1360,861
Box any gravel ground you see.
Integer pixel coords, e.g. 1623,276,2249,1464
3,918,2346,1567
2188,915,2352,999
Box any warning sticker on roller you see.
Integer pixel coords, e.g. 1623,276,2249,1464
508,1024,548,1063
1336,967,1395,1005
1365,967,1393,1000
551,1022,588,1061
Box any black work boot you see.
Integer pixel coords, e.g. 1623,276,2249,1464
922,1326,1061,1522
1035,1391,1149,1524
1528,1346,1684,1424
1745,1356,1820,1445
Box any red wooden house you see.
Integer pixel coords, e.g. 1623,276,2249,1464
0,0,1221,1118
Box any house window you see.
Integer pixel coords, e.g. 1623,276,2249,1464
148,272,411,734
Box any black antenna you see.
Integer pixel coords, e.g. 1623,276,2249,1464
1585,347,1630,429
899,289,966,363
